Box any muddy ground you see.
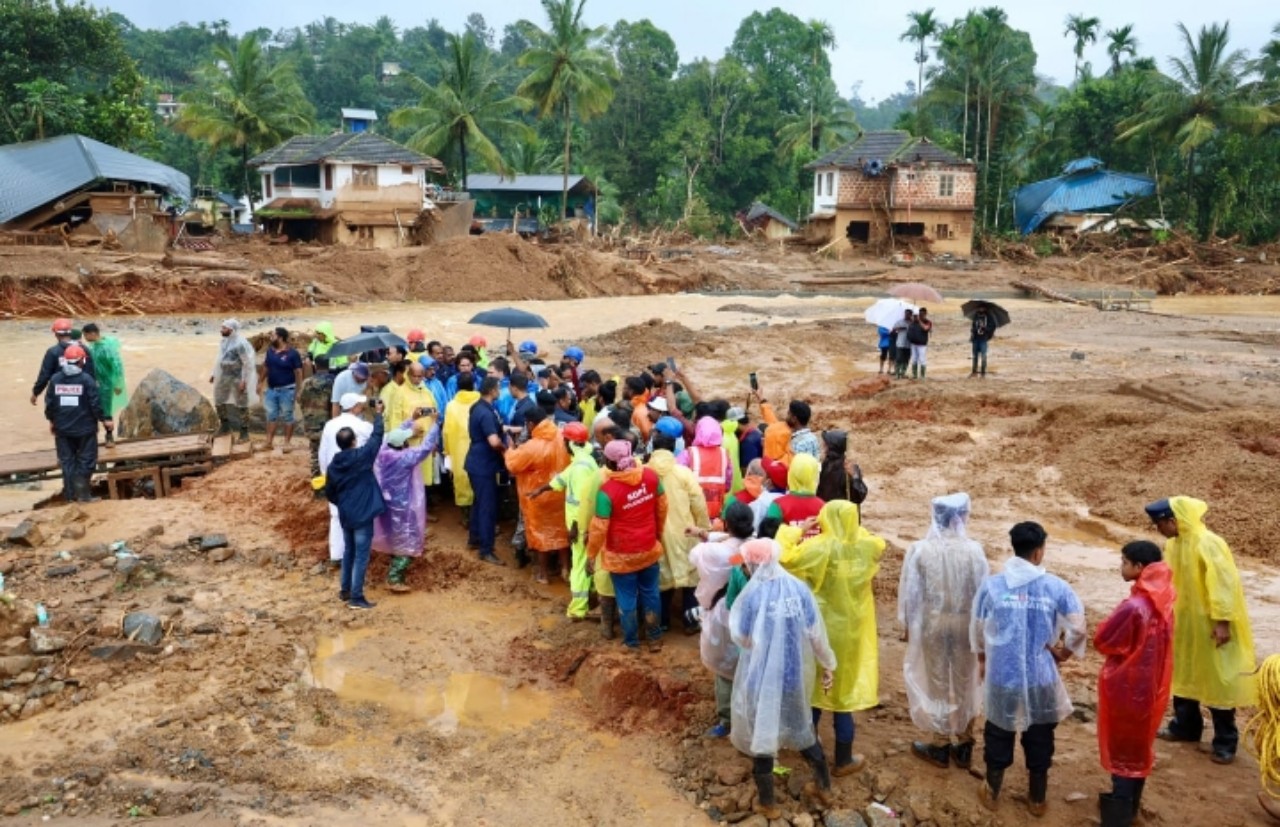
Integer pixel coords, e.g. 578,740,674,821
1,249,1279,826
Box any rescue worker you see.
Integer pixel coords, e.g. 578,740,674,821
765,454,825,540
44,344,112,503
464,376,508,567
1094,540,1175,827
530,422,601,621
505,407,570,585
587,440,668,652
1148,496,1256,764
779,500,886,777
31,318,95,405
81,323,126,420
678,416,732,522
299,355,336,479
209,319,256,441
650,430,711,634
898,493,989,769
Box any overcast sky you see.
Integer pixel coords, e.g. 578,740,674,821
103,0,1275,101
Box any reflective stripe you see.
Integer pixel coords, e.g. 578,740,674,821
690,446,726,486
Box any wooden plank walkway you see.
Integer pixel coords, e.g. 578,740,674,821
0,433,213,481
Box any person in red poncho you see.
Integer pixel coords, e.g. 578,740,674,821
1093,540,1175,827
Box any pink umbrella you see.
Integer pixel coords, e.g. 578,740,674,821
889,283,944,303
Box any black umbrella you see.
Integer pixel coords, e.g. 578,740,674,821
467,307,550,339
961,300,1011,328
325,330,407,359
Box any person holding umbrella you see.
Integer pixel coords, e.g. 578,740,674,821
971,304,996,377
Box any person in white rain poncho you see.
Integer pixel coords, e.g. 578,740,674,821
688,501,757,739
898,493,990,771
971,521,1086,818
729,538,838,819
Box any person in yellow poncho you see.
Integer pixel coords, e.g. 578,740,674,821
1147,496,1256,765
386,362,439,484
443,373,482,510
722,408,745,496
779,499,885,777
648,429,711,635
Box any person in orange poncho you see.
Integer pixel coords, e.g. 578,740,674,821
750,383,793,466
1093,540,1175,827
506,407,570,584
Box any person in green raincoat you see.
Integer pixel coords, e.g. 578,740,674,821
82,324,126,418
721,405,745,496
1148,496,1256,764
307,322,347,369
531,422,604,625
778,499,886,777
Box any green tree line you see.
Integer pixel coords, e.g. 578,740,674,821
2,0,1279,241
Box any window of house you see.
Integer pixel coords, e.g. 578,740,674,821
264,176,272,199
815,175,822,197
272,164,320,188
324,165,333,190
935,223,952,239
826,172,834,196
939,174,955,198
401,165,414,176
352,165,377,189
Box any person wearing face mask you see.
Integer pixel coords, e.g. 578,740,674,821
44,344,112,502
209,319,257,442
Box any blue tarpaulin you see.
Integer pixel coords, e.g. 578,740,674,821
1012,158,1155,235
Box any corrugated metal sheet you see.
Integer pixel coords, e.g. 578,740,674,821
465,173,594,194
1012,160,1155,235
340,108,378,121
0,134,190,225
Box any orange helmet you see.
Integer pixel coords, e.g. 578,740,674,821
63,344,87,363
52,318,73,334
468,334,487,348
406,328,425,344
562,422,590,444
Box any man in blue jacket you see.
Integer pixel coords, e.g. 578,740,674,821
326,400,386,610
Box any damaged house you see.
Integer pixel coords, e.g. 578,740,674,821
249,132,472,248
804,130,976,255
0,134,190,252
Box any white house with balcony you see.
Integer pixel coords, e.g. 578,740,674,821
248,131,455,248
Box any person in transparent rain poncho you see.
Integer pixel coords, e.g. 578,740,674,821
971,521,1086,818
729,538,838,819
898,493,990,771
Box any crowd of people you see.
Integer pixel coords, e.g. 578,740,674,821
27,316,1269,825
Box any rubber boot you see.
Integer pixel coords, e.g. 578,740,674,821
802,752,835,808
643,611,663,652
832,740,865,776
920,366,927,380
1028,771,1049,817
951,741,974,770
979,768,1004,811
911,741,949,769
215,404,231,435
752,774,782,820
237,406,250,441
74,476,101,504
659,590,673,632
1098,793,1134,827
681,587,701,635
599,597,617,640
911,363,918,379
1130,778,1145,822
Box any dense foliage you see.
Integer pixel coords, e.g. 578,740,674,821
2,0,1278,240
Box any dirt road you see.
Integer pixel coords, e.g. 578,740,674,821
1,280,1279,826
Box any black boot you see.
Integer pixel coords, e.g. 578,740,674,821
800,744,835,807
643,611,663,652
237,406,250,441
1028,771,1049,817
73,476,101,504
659,590,673,631
599,597,617,640
681,587,701,635
215,404,231,435
1130,778,1145,821
752,773,781,819
911,741,950,769
1098,793,1134,827
832,740,864,776
951,741,974,770
980,768,1004,811
1210,707,1239,764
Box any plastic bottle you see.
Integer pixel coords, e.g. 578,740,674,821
36,603,49,627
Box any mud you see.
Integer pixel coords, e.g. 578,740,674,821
1,273,1279,825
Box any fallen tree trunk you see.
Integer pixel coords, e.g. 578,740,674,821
162,252,253,271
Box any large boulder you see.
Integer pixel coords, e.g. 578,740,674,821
117,369,219,439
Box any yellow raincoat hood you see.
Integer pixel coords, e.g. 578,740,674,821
787,454,819,496
647,449,710,589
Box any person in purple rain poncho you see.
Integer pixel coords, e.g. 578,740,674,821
372,421,441,593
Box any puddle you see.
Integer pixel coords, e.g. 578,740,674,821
306,630,551,733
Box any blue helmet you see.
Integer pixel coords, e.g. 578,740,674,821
654,417,684,440
519,340,538,354
563,345,585,363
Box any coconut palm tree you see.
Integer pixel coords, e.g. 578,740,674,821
901,9,941,122
389,31,530,185
1064,13,1101,80
777,76,859,157
802,20,837,151
1105,24,1139,74
177,33,315,197
517,0,618,223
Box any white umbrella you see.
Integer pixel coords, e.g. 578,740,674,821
863,297,918,330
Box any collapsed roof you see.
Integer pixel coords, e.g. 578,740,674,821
1012,158,1157,235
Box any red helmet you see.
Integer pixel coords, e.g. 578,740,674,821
63,344,87,363
468,334,487,348
406,328,425,343
563,422,590,444
52,318,73,334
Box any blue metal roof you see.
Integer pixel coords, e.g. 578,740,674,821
1012,159,1155,235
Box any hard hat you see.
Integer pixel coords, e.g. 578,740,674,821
654,417,684,440
563,346,585,363
562,422,590,444
469,334,487,347
406,328,425,343
63,344,87,363
52,318,73,334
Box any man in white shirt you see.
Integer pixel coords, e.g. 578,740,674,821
320,393,375,564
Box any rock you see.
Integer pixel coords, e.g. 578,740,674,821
122,612,164,646
865,803,901,827
13,671,37,685
872,769,900,800
0,655,35,677
191,622,219,635
792,814,815,827
146,524,165,537
7,520,44,547
46,564,80,578
1064,791,1089,803
207,547,235,563
115,556,140,576
199,534,229,552
718,763,749,787
81,767,106,786
116,368,220,439
68,543,109,561
786,770,806,799
0,636,27,655
846,375,893,398
19,697,42,718
29,627,68,654
824,812,868,827
89,642,161,661
739,816,769,827
1070,350,1087,361
165,593,191,604
905,793,933,823
61,524,87,540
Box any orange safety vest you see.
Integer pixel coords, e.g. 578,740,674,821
690,445,727,517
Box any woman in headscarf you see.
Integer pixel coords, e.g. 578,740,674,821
210,319,257,441
372,421,441,592
898,493,989,770
765,454,824,540
779,500,886,778
730,538,838,817
677,416,733,521
816,430,866,507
